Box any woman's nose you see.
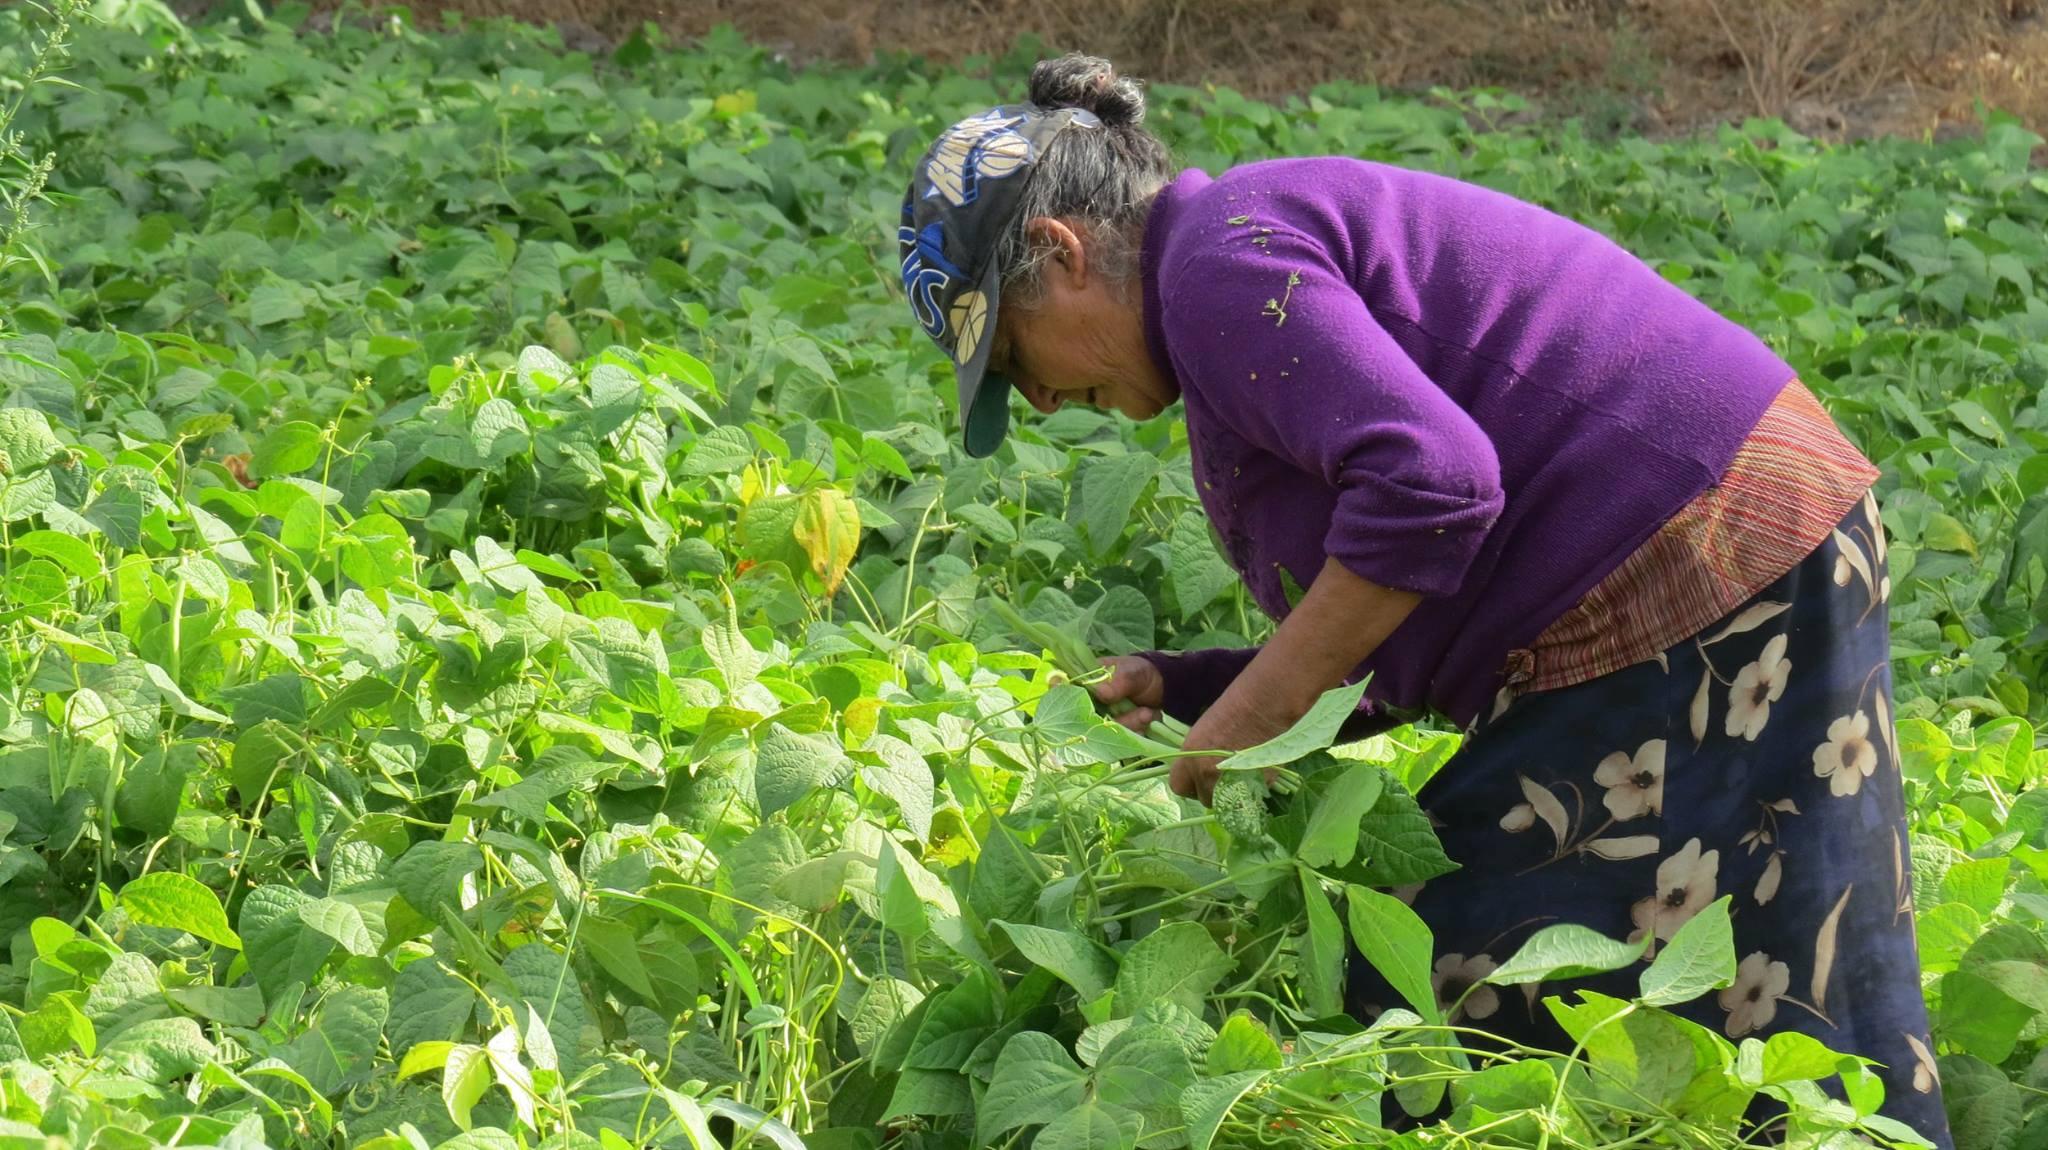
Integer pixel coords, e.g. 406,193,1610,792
1020,379,1063,414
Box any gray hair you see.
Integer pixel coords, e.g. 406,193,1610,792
997,54,1175,307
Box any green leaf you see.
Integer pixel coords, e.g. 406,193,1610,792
1487,924,1647,986
701,621,761,692
430,1131,520,1150
172,554,232,603
119,872,241,950
1639,896,1736,1006
1456,1057,1557,1113
472,398,529,466
1345,884,1439,1023
246,282,305,326
753,723,849,817
393,840,483,920
1941,856,2010,916
239,884,334,998
441,1043,493,1130
883,1068,972,1120
117,743,198,834
1545,991,1700,1112
18,996,93,1059
1940,969,2032,1064
903,970,998,1072
1207,1012,1283,1075
1077,452,1159,557
1181,1070,1268,1150
0,408,62,472
389,957,478,1056
251,421,323,478
297,897,377,956
1297,762,1383,869
1354,772,1459,886
1169,511,1235,620
280,985,388,1096
1114,921,1231,1016
1760,1030,1840,1085
953,501,1016,543
505,945,602,1080
1298,870,1346,1018
99,1017,216,1085
14,529,98,578
977,1031,1087,1142
1219,679,1370,773
468,761,611,826
163,985,263,1029
968,824,1043,924
682,426,756,476
993,921,1116,1002
857,735,934,844
1035,1102,1141,1150
850,978,923,1059
1095,1024,1195,1139
141,663,230,724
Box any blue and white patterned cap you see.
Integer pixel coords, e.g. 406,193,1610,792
900,103,1102,457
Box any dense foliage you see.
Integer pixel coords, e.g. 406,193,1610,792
1,5,2046,1149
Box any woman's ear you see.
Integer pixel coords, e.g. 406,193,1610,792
1025,217,1089,287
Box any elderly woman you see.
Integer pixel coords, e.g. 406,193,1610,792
898,54,1949,1145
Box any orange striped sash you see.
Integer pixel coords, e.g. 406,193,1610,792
1510,380,1879,695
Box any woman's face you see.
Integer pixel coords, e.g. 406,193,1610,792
988,218,1177,423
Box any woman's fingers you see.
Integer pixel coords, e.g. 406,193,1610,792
1114,706,1157,732
1171,755,1219,805
1092,656,1165,708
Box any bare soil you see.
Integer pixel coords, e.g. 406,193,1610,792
272,0,2048,145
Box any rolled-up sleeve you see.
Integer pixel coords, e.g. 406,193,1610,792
1161,227,1505,599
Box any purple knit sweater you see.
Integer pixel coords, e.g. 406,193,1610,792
1136,158,1794,728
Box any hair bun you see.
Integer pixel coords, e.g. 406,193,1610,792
1027,53,1147,128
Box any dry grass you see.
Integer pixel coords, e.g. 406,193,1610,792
305,0,2048,141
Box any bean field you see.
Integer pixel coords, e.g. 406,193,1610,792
1,5,2047,1149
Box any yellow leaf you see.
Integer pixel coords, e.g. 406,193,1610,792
398,1040,456,1079
1922,513,1977,557
793,487,861,595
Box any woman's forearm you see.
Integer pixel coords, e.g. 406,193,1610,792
1198,557,1422,747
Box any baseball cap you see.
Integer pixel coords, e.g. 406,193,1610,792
898,104,1102,457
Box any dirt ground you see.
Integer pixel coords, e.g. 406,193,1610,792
271,1,2048,145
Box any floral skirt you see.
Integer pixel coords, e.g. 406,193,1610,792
1346,497,1952,1147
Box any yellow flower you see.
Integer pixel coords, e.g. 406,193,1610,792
1431,953,1500,1022
1593,739,1665,822
1717,951,1790,1037
1724,634,1791,741
1631,838,1720,943
1812,711,1879,797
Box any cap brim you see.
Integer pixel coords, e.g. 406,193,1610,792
956,261,1010,459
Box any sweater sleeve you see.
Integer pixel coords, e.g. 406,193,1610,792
1137,645,1259,724
1160,226,1506,598
1137,645,1413,738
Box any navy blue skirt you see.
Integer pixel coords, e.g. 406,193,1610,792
1347,496,1952,1147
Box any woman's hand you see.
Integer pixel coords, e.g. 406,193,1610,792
1173,700,1287,804
1090,656,1165,732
